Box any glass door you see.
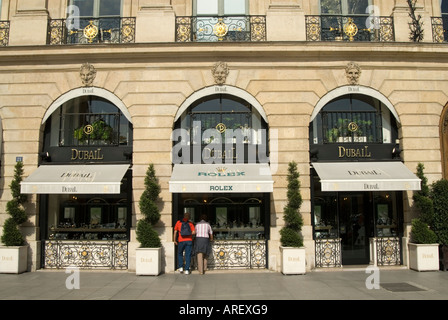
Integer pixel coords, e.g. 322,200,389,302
338,193,371,265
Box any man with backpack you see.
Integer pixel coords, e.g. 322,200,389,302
173,212,195,274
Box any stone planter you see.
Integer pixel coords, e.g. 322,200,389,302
0,246,28,274
280,246,306,275
136,247,162,276
408,243,439,271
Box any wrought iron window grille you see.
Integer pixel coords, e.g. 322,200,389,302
60,112,122,147
321,111,383,144
47,16,136,45
175,15,266,42
432,16,448,43
375,237,401,266
44,240,128,269
0,21,10,47
306,15,395,42
199,240,267,269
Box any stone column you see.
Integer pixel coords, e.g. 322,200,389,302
266,0,305,41
9,0,49,46
392,0,433,42
135,0,175,43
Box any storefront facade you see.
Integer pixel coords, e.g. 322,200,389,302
21,87,133,269
169,88,273,269
1,0,448,273
310,86,420,268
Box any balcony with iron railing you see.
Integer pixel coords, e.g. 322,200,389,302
432,16,448,43
175,16,266,42
306,15,395,42
0,21,10,46
47,16,136,45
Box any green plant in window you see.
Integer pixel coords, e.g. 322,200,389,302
73,127,87,142
73,119,114,144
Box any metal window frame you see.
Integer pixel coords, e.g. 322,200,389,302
194,0,249,16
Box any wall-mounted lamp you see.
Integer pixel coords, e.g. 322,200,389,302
310,148,319,162
392,139,401,159
40,151,51,162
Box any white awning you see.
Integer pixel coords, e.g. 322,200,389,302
169,163,273,193
312,162,421,192
21,164,130,194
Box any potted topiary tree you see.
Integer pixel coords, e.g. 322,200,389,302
0,161,28,274
279,161,306,274
429,179,448,270
409,163,439,271
135,164,162,275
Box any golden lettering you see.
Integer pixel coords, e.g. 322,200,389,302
71,148,104,161
338,146,371,158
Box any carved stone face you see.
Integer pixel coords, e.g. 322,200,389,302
80,63,97,87
212,62,229,85
346,62,361,85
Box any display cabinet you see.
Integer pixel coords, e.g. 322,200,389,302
48,198,129,241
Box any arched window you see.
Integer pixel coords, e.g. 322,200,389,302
174,94,268,163
44,95,132,148
177,94,266,145
310,94,398,145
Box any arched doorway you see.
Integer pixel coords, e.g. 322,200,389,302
21,91,133,269
309,88,420,267
170,89,273,270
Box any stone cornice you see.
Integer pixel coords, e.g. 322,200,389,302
0,41,448,66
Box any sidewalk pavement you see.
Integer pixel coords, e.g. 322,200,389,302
1,267,448,301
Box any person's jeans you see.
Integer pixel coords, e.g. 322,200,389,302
178,241,193,270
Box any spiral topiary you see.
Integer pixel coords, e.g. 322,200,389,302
136,164,162,248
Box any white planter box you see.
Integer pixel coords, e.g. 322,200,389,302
0,246,28,274
136,247,162,276
280,246,306,275
408,243,439,271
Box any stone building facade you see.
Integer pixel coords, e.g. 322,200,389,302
0,0,447,273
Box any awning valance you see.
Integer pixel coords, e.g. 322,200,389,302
169,163,273,193
21,164,130,194
312,162,421,192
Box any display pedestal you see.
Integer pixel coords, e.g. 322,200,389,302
280,246,306,275
136,247,162,276
0,246,28,274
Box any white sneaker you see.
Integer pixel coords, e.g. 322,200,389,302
176,268,183,273
184,270,190,275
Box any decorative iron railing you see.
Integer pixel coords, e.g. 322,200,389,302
306,15,394,42
175,16,266,42
432,16,448,43
47,17,136,45
315,238,342,268
0,21,10,47
44,240,128,269
375,237,401,266
322,111,383,144
200,240,266,269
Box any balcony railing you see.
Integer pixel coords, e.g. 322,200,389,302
306,15,394,42
322,111,383,144
47,17,136,45
0,21,10,46
175,16,266,42
432,16,448,43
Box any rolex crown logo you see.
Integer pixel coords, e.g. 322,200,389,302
216,167,227,173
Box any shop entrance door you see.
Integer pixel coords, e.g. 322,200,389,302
338,193,371,265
